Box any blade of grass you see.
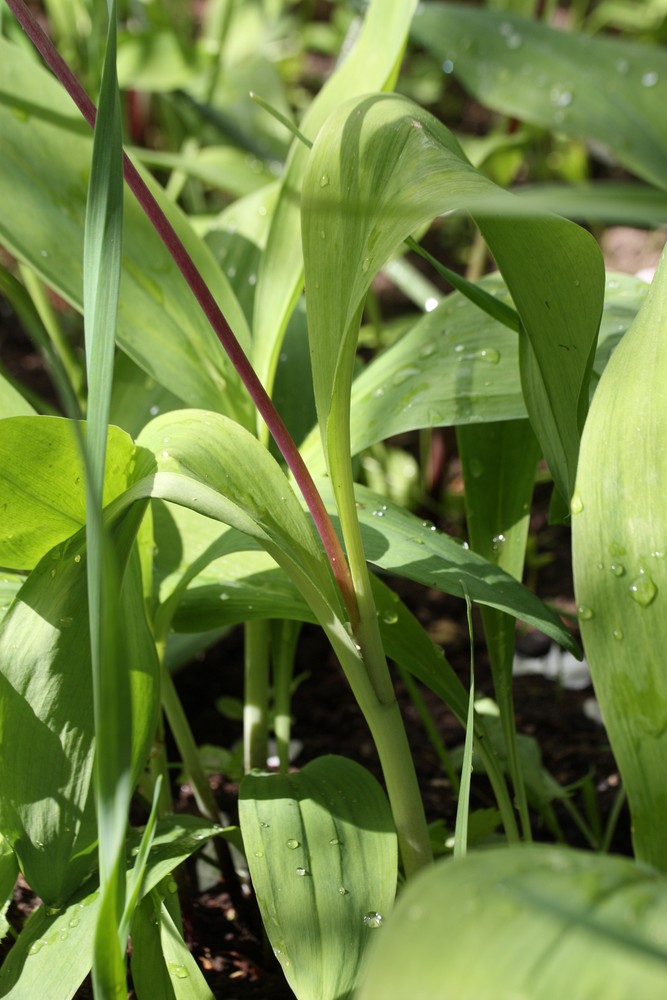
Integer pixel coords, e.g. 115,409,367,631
454,591,476,860
81,1,130,995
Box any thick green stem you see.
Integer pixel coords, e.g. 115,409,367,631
324,340,432,875
244,619,271,773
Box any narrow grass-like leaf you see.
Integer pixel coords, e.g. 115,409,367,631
572,247,667,872
412,3,667,189
459,419,540,838
240,756,397,1000
453,592,475,859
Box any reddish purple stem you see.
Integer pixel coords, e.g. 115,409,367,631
6,0,358,624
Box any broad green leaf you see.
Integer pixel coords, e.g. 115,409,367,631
133,145,275,198
0,416,138,570
357,846,667,1000
300,272,646,470
252,0,419,407
317,481,578,656
136,409,345,626
302,92,604,502
0,37,253,425
572,248,667,872
0,514,159,906
0,817,221,999
240,756,397,1000
411,4,667,190
0,372,35,419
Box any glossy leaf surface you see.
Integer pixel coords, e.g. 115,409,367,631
572,249,667,871
240,756,396,1000
412,3,667,189
357,846,667,999
302,92,604,501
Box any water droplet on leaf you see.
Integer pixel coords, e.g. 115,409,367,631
577,605,594,621
363,911,383,929
286,839,300,850
629,571,657,607
570,494,584,515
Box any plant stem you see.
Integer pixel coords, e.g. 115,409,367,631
244,619,271,773
6,0,359,628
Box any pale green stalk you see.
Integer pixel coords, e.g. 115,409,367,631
244,619,271,773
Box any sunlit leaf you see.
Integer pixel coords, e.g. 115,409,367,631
572,247,667,872
357,846,667,999
412,3,667,189
240,756,397,1000
302,92,604,502
0,37,253,425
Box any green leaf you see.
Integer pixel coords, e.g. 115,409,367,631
300,272,646,468
0,416,138,570
318,481,578,656
0,515,159,906
0,817,221,999
302,91,604,502
412,3,667,189
252,0,419,406
136,409,345,625
572,247,667,871
240,756,397,1000
0,37,253,425
357,845,667,999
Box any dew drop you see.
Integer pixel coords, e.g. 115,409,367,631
74,554,81,563
320,174,330,187
149,404,160,416
254,850,264,858
442,59,454,74
260,821,270,829
338,886,348,895
160,449,170,459
295,867,309,876
492,533,506,553
361,257,371,273
612,628,624,641
372,386,385,397
476,347,500,364
382,611,398,625
363,911,383,929
610,563,625,577
68,916,80,929
286,839,300,850
329,837,342,846
641,71,659,88
629,571,657,607
168,963,189,979
28,939,47,955
577,605,594,621
550,85,573,108
570,494,584,515
419,342,436,358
